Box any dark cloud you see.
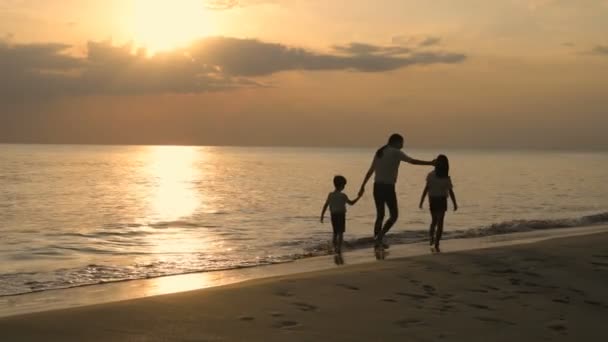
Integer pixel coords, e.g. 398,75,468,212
590,45,608,55
332,42,411,56
392,35,442,47
0,36,466,99
419,36,442,47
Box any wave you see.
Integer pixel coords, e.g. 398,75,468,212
2,211,606,297
302,211,608,256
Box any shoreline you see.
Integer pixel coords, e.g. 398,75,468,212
1,224,607,319
1,229,607,341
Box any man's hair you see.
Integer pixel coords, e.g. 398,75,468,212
376,133,404,158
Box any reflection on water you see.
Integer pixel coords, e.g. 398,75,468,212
147,271,216,295
145,146,202,222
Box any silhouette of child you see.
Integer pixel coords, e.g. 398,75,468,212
320,175,362,254
419,155,458,253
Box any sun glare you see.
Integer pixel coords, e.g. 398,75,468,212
145,146,202,222
130,0,212,54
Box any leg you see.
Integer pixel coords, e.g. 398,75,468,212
336,233,343,254
378,188,399,239
373,185,386,238
331,214,339,252
429,212,438,246
332,232,338,252
435,211,446,251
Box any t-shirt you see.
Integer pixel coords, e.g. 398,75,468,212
327,191,349,213
426,171,453,197
373,146,413,185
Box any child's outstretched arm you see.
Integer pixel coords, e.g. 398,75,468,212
320,196,330,223
419,185,428,209
449,189,458,211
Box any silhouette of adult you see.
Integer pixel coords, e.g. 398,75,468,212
358,134,435,247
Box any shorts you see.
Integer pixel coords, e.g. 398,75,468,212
429,196,448,212
331,212,346,234
373,183,398,215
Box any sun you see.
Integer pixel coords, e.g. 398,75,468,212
129,0,212,54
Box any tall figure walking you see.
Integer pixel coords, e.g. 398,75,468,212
358,134,435,248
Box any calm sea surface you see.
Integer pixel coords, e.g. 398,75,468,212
1,144,607,296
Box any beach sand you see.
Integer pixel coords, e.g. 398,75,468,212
2,233,607,341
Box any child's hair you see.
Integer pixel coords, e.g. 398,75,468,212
376,133,404,158
435,155,450,178
333,175,347,189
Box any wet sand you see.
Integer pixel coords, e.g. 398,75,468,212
2,232,608,341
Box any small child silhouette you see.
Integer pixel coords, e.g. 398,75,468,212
320,175,362,254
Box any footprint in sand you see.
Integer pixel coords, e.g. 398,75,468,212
275,289,295,297
468,303,492,310
584,300,604,306
492,268,518,274
439,304,455,313
337,283,360,291
552,298,570,304
395,292,430,300
509,278,522,286
292,302,318,312
273,320,300,329
567,287,586,296
475,316,516,325
483,285,500,291
239,316,255,321
269,311,284,317
498,295,517,300
546,320,568,334
395,319,426,328
516,290,540,295
469,289,489,293
522,257,543,263
382,298,398,303
422,285,436,293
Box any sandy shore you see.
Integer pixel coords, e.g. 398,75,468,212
2,232,608,341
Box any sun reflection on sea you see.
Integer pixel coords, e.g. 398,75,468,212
145,146,203,222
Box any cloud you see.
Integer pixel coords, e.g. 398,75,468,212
392,35,442,47
0,36,466,99
419,36,442,47
590,45,608,55
332,42,411,56
193,37,464,76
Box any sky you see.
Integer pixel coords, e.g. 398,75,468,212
1,0,607,149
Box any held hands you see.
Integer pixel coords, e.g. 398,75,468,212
358,187,365,197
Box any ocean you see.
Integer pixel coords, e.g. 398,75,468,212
1,144,607,297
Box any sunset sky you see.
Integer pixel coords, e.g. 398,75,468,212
1,0,607,149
